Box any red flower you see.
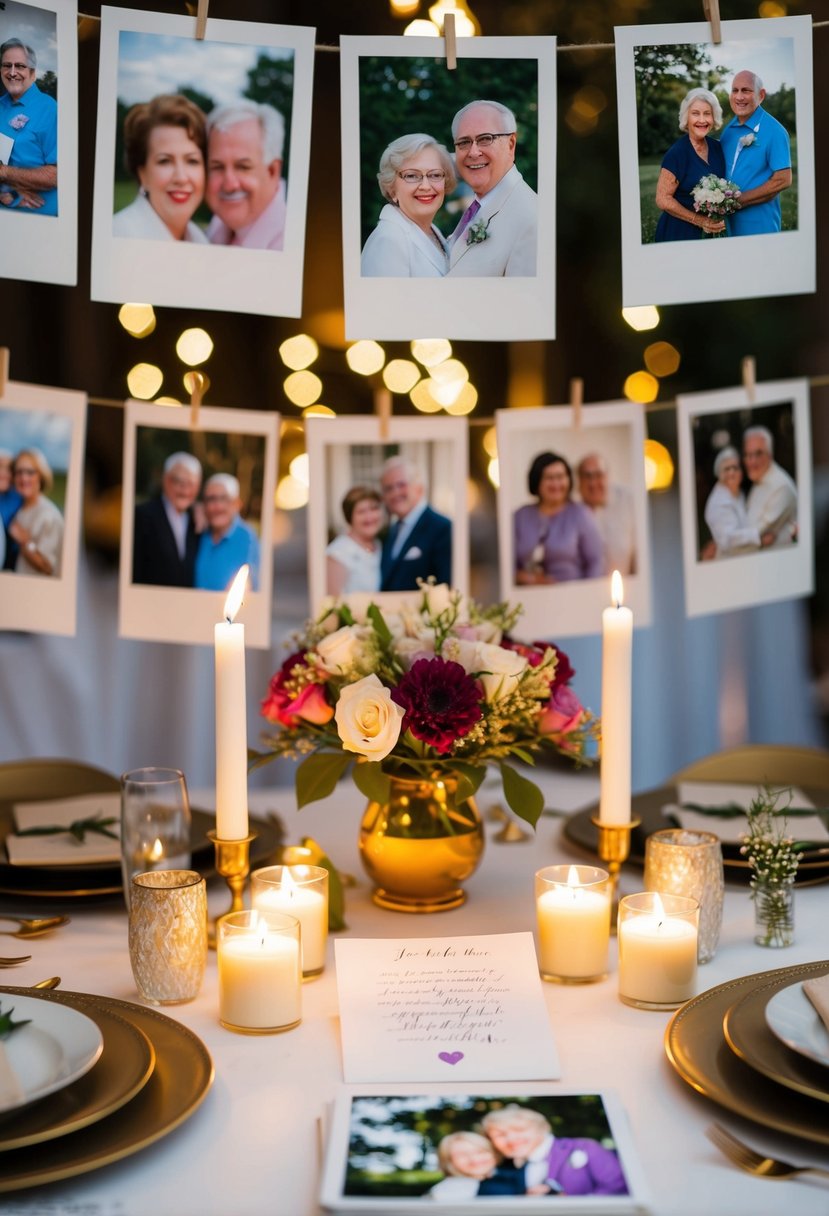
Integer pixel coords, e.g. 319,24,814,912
261,652,334,728
391,657,483,755
539,683,584,744
548,645,575,691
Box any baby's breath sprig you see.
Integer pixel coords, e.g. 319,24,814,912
740,787,799,947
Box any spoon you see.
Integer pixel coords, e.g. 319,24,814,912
0,916,70,939
30,977,61,990
0,956,32,966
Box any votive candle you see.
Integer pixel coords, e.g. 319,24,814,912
618,892,698,1010
251,864,328,976
217,909,301,1033
535,865,611,983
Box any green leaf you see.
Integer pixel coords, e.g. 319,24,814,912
367,603,393,647
298,837,348,931
452,762,487,805
499,762,544,829
0,1003,31,1039
352,762,391,806
295,752,352,808
248,747,280,773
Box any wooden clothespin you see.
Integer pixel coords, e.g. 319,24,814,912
741,356,756,405
185,370,210,428
374,385,392,441
0,348,8,399
195,0,209,41
703,0,721,46
569,376,584,429
444,11,457,71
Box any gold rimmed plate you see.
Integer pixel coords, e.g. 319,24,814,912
665,960,829,1145
0,988,213,1192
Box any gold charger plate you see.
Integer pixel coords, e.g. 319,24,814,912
665,960,829,1146
0,989,214,1193
723,971,829,1104
0,989,155,1150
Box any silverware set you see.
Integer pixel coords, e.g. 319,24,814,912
707,1123,829,1182
0,915,69,965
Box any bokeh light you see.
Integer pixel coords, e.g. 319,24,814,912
622,306,660,332
404,18,439,35
346,340,386,375
118,303,156,338
623,371,659,404
289,453,310,486
410,380,443,413
390,0,419,14
303,404,336,418
175,328,213,366
383,359,420,394
275,475,309,510
482,425,498,458
127,363,163,399
487,456,500,488
279,334,319,370
445,382,478,415
283,371,323,407
411,338,452,367
644,439,675,491
644,341,681,378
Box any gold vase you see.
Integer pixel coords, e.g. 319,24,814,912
359,773,485,913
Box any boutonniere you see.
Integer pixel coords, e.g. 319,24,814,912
738,132,756,149
466,214,494,245
9,114,29,131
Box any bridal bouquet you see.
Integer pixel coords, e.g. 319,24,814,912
253,586,599,828
691,173,742,235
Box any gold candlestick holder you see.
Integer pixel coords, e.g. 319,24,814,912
208,830,257,949
590,816,641,930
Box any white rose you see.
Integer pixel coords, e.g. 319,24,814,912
474,642,528,702
395,635,436,669
316,625,366,673
334,674,405,762
441,636,479,673
423,582,453,616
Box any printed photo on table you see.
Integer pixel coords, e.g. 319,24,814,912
91,8,314,317
305,414,469,614
0,0,77,286
340,34,556,341
677,377,812,618
615,15,815,307
119,400,278,648
496,401,651,640
0,381,85,636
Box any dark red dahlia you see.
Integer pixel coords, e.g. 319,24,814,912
547,645,575,690
391,657,483,754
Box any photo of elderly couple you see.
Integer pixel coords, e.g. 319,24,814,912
636,35,797,242
358,56,539,279
341,1094,629,1201
0,2,58,217
0,409,70,579
111,31,293,250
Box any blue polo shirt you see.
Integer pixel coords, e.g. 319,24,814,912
0,83,58,216
194,516,261,593
720,106,791,236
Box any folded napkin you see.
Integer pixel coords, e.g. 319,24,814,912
6,793,121,866
803,974,829,1035
664,782,829,846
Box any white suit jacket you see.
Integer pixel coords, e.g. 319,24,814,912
360,204,449,277
448,166,537,277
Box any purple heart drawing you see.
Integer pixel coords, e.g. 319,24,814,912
438,1051,464,1066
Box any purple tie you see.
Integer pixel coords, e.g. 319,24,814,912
452,198,480,243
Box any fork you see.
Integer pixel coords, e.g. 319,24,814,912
707,1123,829,1181
0,956,32,967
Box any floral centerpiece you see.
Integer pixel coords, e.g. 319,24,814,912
740,787,800,947
691,173,742,236
254,586,599,830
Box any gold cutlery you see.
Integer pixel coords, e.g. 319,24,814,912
30,976,61,990
0,915,70,939
0,956,32,966
707,1123,829,1181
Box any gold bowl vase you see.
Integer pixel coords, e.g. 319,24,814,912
358,774,485,913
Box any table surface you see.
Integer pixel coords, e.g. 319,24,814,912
2,767,828,1216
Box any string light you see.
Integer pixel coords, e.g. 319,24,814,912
283,371,323,408
644,439,674,491
427,0,480,36
126,363,163,399
383,359,420,394
275,475,309,510
622,306,660,332
404,18,439,35
118,303,156,338
411,338,452,367
346,340,386,375
175,328,213,366
279,334,319,370
644,342,681,378
623,371,659,404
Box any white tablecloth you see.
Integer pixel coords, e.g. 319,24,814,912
2,768,828,1216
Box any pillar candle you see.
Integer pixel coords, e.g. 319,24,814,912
599,570,633,825
214,566,249,841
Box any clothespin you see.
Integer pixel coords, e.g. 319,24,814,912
443,11,457,70
703,0,721,46
569,376,583,429
185,370,209,428
741,356,756,405
195,0,209,41
374,385,392,441
0,347,8,398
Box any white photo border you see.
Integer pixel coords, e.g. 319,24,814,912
496,402,651,639
340,35,556,341
0,380,86,635
305,414,469,612
615,16,815,307
119,400,278,648
91,7,315,318
677,377,812,618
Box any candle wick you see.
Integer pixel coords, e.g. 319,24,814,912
614,600,621,610
225,615,232,625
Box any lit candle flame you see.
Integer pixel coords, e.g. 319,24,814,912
282,867,297,898
567,865,581,886
610,570,624,609
149,838,164,863
223,565,249,623
653,892,665,928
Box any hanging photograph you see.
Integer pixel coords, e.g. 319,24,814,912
616,16,815,307
119,400,278,647
305,414,469,612
0,380,86,635
91,8,314,317
0,0,78,286
495,402,651,639
677,378,812,618
340,34,556,341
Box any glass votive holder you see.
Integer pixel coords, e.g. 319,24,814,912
644,828,724,964
128,869,207,1005
535,865,611,983
120,767,192,911
617,892,699,1011
251,864,329,977
217,910,302,1035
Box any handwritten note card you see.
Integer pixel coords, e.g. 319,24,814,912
334,932,560,1083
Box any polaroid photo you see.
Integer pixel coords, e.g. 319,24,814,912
616,16,815,307
676,377,812,618
340,35,556,341
320,1088,649,1215
495,403,651,639
91,7,315,317
305,414,469,613
0,0,78,286
0,380,86,635
119,400,278,648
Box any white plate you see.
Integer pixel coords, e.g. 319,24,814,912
0,993,104,1114
765,977,829,1070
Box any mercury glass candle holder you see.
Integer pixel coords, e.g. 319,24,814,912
644,828,724,963
128,869,207,1005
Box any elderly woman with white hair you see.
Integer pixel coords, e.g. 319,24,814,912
703,445,765,558
654,87,728,241
360,133,456,276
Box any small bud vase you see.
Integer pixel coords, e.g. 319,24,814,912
753,876,795,948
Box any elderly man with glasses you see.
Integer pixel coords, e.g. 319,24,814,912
743,425,797,547
447,98,537,277
0,39,57,214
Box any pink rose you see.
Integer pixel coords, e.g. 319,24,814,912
261,652,334,728
538,683,584,742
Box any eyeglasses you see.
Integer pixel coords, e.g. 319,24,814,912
453,132,514,152
743,449,766,459
397,170,446,184
1,62,31,72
